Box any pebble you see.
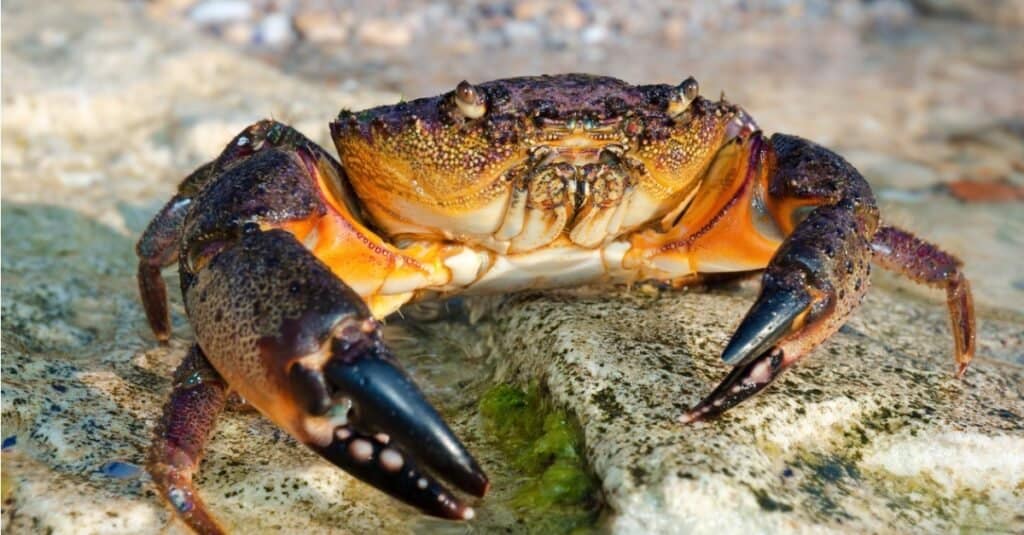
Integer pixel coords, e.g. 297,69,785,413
552,4,586,30
256,12,295,48
580,25,608,44
188,0,252,25
513,0,547,20
293,11,348,44
98,461,143,479
357,18,413,48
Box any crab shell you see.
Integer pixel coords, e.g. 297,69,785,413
331,75,758,252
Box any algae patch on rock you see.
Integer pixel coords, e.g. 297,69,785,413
478,383,601,533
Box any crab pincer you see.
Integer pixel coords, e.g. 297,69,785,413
681,134,975,422
144,123,487,533
159,229,486,529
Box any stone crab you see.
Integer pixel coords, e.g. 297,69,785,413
137,74,976,533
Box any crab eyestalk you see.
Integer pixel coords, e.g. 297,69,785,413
667,76,699,117
453,80,486,119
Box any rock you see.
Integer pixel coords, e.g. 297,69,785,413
482,287,1024,533
357,18,413,48
188,0,252,25
256,12,295,48
293,11,349,44
841,149,940,190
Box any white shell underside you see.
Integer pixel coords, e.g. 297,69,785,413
449,241,639,295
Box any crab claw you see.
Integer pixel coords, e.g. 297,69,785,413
681,273,814,423
285,322,487,520
287,335,488,518
719,284,811,367
180,225,487,522
682,134,880,424
322,355,489,498
311,424,477,520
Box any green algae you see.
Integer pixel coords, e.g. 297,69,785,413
479,384,600,533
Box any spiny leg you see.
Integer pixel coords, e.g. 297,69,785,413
682,133,880,423
149,344,229,535
871,225,975,376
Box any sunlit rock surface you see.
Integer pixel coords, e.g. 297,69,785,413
3,0,1022,533
482,286,1024,532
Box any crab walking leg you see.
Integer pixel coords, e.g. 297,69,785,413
149,344,229,535
682,134,880,423
183,228,486,520
871,226,976,376
137,163,217,341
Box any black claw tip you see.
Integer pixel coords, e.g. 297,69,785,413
682,349,785,424
324,357,489,497
721,287,810,367
311,426,475,520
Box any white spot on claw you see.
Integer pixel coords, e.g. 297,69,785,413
335,427,351,441
379,448,404,472
349,439,374,462
375,433,390,444
462,507,476,520
746,359,773,385
417,477,428,489
236,136,249,146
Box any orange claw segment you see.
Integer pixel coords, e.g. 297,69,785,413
626,134,783,278
271,149,452,318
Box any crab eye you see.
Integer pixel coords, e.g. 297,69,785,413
453,80,486,119
680,77,699,100
667,77,700,117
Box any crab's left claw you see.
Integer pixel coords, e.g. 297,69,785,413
681,134,976,423
681,269,820,423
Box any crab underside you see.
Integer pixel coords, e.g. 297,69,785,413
136,74,975,533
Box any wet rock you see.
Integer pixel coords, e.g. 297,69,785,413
482,287,1024,532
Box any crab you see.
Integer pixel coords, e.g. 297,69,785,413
137,74,975,533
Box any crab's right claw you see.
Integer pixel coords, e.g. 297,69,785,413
288,332,489,519
185,227,487,522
